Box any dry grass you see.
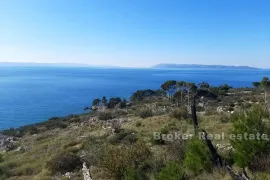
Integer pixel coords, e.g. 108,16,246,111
1,100,269,179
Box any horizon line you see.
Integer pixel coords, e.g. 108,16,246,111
0,61,266,69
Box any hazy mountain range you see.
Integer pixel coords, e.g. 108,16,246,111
151,63,259,69
0,62,260,69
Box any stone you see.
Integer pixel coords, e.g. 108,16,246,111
0,133,17,150
82,162,92,180
64,172,73,179
217,106,224,112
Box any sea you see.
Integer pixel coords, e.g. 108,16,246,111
1,66,270,129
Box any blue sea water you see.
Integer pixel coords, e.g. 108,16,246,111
1,66,270,129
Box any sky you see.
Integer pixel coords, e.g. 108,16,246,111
0,0,269,68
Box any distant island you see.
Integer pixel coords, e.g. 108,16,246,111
0,62,260,69
151,63,259,69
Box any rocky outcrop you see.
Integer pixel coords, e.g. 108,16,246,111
0,133,16,152
216,143,234,151
82,162,92,180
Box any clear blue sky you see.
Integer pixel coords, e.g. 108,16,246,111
0,0,269,68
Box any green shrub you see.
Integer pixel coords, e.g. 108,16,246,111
218,149,234,166
68,117,81,123
137,108,153,118
196,106,204,112
65,146,80,153
166,120,178,131
228,107,234,112
6,143,18,152
151,127,170,145
28,126,39,135
135,121,142,127
35,133,53,141
43,118,68,129
166,140,186,162
157,162,185,180
219,113,230,123
101,142,151,179
263,109,270,118
0,159,19,178
230,105,270,168
108,129,137,145
170,107,188,120
184,138,212,175
241,103,252,109
150,156,167,176
2,128,24,137
160,127,169,134
123,168,143,180
151,136,165,145
119,101,127,109
249,154,270,173
98,112,113,120
151,133,166,146
2,116,72,137
0,154,3,162
81,136,104,167
63,140,80,149
0,167,7,179
111,110,128,118
46,153,82,174
111,120,122,134
204,109,218,116
122,133,137,145
12,163,40,176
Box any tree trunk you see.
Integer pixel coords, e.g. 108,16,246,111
191,96,198,135
190,95,250,180
201,129,223,167
226,165,250,180
265,90,267,104
168,92,171,102
180,91,183,106
241,168,250,180
188,91,190,106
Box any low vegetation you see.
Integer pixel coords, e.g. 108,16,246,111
46,152,82,174
0,77,270,179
